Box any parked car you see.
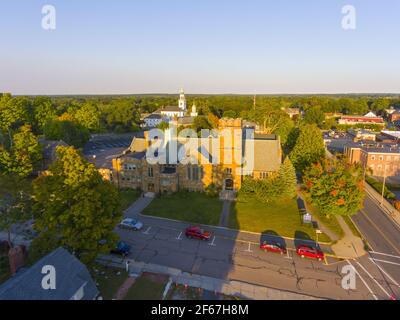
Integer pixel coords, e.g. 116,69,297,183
296,245,324,261
119,218,143,231
260,241,287,255
110,241,131,256
185,226,211,241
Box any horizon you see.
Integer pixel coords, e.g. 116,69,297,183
1,0,400,95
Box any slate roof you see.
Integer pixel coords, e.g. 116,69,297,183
0,247,99,300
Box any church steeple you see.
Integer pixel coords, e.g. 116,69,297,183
178,89,187,111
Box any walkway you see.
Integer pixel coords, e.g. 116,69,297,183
219,201,231,227
124,194,154,219
331,216,366,258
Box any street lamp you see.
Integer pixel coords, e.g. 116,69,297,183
316,229,323,246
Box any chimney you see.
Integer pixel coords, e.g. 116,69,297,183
8,245,27,275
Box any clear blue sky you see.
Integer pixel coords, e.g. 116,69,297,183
1,0,399,95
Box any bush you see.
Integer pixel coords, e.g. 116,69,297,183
366,176,396,200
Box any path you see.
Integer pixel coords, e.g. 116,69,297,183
124,194,154,219
113,277,136,300
218,201,231,228
331,216,366,258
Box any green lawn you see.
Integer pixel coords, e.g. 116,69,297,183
90,263,129,300
343,215,362,238
229,195,331,242
143,192,223,226
124,273,168,300
119,189,141,211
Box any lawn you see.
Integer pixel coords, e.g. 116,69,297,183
229,195,331,242
143,192,223,226
343,215,362,238
119,188,141,211
90,263,129,300
124,273,168,300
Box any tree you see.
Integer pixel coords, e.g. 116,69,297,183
32,96,56,132
192,116,212,132
304,107,325,126
0,125,43,177
289,124,325,173
74,102,100,132
303,158,365,217
43,119,90,148
0,173,32,246
277,157,297,198
222,110,237,118
31,146,122,263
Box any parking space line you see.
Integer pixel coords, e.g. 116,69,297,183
142,227,151,235
355,261,391,298
369,258,400,288
370,251,400,259
370,258,400,267
285,250,292,259
209,236,216,247
176,232,183,240
346,260,378,300
245,242,253,253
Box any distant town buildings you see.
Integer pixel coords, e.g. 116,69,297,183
338,112,385,126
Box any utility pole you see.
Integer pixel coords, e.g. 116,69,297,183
380,166,387,205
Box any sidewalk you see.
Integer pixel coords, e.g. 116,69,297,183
97,255,322,300
124,194,154,218
218,201,231,227
331,216,366,258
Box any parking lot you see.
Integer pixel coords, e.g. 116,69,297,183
115,218,379,300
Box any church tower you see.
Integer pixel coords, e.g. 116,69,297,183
178,89,187,111
191,103,198,117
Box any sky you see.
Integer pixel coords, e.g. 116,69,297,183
0,0,399,95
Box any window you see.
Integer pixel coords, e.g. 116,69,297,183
225,168,232,175
371,155,376,160
379,156,384,161
148,167,154,177
261,172,268,179
187,166,192,180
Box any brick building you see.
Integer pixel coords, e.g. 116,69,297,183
344,141,400,178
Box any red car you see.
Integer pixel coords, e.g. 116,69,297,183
260,241,287,255
296,245,325,261
185,226,211,241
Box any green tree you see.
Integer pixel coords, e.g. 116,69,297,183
74,102,100,132
277,157,297,198
43,119,90,148
31,146,122,263
303,158,365,217
32,96,56,132
304,107,325,126
289,124,325,173
0,173,32,246
0,125,43,177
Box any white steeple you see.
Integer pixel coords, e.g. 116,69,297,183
191,103,198,117
178,88,187,111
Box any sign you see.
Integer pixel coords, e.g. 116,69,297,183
303,213,312,224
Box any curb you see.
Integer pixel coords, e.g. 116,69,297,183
139,213,333,246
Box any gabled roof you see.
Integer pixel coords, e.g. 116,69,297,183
0,247,99,300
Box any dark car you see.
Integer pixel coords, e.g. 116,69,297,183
296,245,324,261
260,241,287,255
185,226,211,241
110,241,131,256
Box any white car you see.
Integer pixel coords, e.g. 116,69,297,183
119,218,143,231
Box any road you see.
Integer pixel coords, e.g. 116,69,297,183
115,198,400,300
352,195,400,297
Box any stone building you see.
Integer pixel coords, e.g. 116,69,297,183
108,118,282,194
